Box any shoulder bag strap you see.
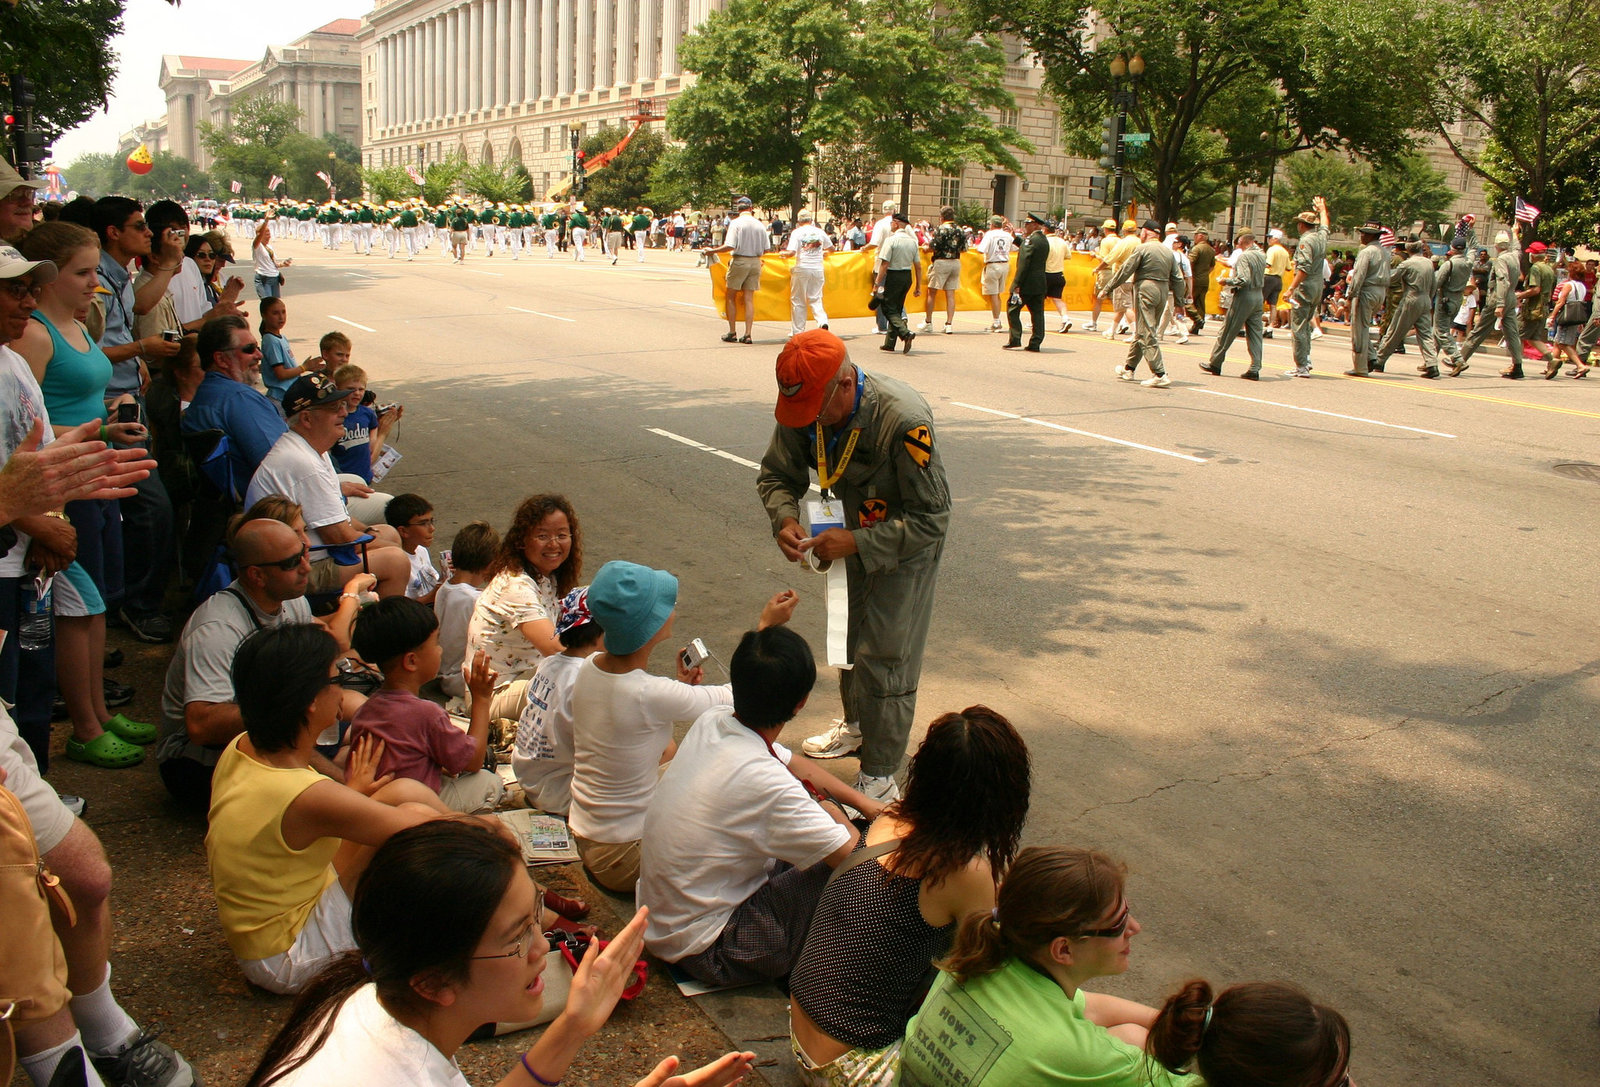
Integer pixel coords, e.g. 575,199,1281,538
221,587,264,632
825,835,905,890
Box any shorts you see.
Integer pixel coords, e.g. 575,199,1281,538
450,230,469,246
1263,274,1283,306
1094,266,1112,296
726,255,763,292
53,561,104,618
238,876,355,995
928,259,961,292
0,713,74,854
439,768,505,814
1112,282,1134,309
574,832,642,893
1045,271,1066,300
1524,319,1549,343
792,1032,902,1087
981,264,1008,295
307,557,343,595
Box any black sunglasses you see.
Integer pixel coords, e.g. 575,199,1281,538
247,546,308,572
1073,903,1131,940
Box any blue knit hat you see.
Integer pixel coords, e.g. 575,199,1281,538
587,561,678,655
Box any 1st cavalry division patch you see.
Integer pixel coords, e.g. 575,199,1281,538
903,425,933,468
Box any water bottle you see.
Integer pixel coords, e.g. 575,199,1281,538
19,575,53,652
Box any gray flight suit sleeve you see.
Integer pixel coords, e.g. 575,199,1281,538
757,425,814,534
852,411,951,575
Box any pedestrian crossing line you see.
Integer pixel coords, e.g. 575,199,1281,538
1184,388,1456,438
951,402,1208,464
645,427,821,493
508,307,576,322
669,301,718,311
1161,345,1600,420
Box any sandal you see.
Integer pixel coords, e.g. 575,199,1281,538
102,712,157,745
1576,368,1590,379
739,334,753,344
547,916,599,940
542,889,592,921
721,332,738,343
65,731,145,768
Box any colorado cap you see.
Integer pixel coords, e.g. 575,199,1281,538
0,160,46,203
774,329,847,428
282,373,347,416
0,245,56,284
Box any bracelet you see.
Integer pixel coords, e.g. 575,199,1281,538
339,592,359,602
520,1054,558,1086
98,424,108,441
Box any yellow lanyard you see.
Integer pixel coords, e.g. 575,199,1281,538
815,425,861,495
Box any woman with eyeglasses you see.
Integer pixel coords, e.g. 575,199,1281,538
466,494,583,720
245,820,756,1087
787,707,1031,1086
13,222,157,769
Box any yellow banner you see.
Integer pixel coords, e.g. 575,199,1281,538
709,249,1226,319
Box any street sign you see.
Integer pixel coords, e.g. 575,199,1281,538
1122,132,1150,146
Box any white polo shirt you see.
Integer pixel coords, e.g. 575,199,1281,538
725,214,769,257
244,430,347,547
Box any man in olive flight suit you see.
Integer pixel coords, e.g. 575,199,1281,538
1288,197,1329,373
1431,239,1473,375
1199,229,1267,379
1344,221,1391,376
1374,240,1440,377
1108,219,1188,388
1460,222,1526,379
757,329,950,806
1004,212,1052,352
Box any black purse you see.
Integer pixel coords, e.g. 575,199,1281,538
1557,296,1591,327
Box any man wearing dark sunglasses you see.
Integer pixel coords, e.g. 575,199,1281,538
156,517,363,810
183,314,290,488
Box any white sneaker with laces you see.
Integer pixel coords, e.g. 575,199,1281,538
916,319,930,332
1059,321,1072,333
1141,373,1172,388
801,719,862,758
1114,364,1134,381
855,772,902,806
1084,321,1100,332
943,324,954,334
1102,328,1115,340
1310,327,1324,339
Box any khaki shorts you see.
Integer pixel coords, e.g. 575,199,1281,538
928,258,962,292
726,255,763,292
981,263,1008,295
307,557,343,595
575,833,642,893
1094,266,1112,296
1113,282,1134,309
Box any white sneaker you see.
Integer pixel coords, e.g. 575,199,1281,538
1102,328,1115,340
1141,373,1172,388
1114,364,1134,381
943,324,954,335
855,772,902,806
1310,327,1324,339
801,719,862,758
1059,321,1072,333
916,319,931,332
1175,333,1189,344
989,319,1003,332
1084,321,1100,332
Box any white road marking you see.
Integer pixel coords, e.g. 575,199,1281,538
669,300,718,311
472,269,506,277
645,428,820,493
327,315,376,332
952,402,1209,464
509,306,576,322
1185,387,1457,438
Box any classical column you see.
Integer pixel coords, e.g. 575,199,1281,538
378,38,389,129
497,0,513,105
524,0,539,101
540,0,557,98
575,0,592,92
385,36,396,126
638,0,657,81
510,0,526,105
596,0,613,88
443,10,456,115
482,0,497,108
468,1,482,110
614,0,634,85
557,0,573,95
662,0,682,76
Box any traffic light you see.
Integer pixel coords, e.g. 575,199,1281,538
1098,114,1121,173
10,75,35,116
1089,175,1110,204
17,129,47,170
573,149,586,194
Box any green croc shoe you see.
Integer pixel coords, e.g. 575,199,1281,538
65,732,145,768
102,712,157,745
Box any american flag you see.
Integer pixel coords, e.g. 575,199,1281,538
315,170,333,189
229,179,242,194
267,174,283,191
1514,196,1540,223
1378,227,1396,247
405,165,424,185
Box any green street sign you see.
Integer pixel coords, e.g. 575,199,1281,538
1122,132,1150,146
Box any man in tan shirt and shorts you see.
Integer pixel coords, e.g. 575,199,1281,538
709,196,769,343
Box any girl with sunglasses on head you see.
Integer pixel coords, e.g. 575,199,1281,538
247,819,757,1087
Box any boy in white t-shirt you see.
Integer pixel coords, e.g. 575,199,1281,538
432,520,498,701
384,493,440,605
512,586,603,816
639,625,885,987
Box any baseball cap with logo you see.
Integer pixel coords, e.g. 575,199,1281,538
0,245,56,284
774,329,847,428
282,373,347,416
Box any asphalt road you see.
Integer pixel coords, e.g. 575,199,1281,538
261,233,1600,1086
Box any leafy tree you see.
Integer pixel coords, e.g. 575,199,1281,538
200,95,306,193
646,147,789,212
60,152,122,198
1365,152,1454,236
1412,0,1600,247
280,132,358,200
815,143,884,222
858,0,1027,206
670,0,869,214
1281,154,1370,230
362,166,414,204
954,200,992,231
579,124,666,210
0,0,122,145
463,160,531,203
962,0,1430,222
422,156,466,205
124,151,208,201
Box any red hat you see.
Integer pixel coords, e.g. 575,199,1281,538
774,330,847,427
1526,241,1548,254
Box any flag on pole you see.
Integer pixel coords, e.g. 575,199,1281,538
1514,196,1540,223
315,170,333,190
267,174,284,191
1378,227,1396,248
230,179,242,193
405,165,425,185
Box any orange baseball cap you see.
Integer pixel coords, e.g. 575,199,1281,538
775,329,847,427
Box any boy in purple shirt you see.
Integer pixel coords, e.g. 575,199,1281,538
348,597,503,812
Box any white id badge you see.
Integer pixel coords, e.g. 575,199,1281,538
806,497,846,534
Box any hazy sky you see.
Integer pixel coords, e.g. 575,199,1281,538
54,0,369,163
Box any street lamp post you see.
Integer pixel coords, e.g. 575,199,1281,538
1107,54,1145,223
1261,105,1288,236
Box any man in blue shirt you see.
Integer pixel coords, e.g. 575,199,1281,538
183,316,288,490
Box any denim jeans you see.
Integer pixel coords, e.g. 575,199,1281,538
0,573,58,771
65,497,124,608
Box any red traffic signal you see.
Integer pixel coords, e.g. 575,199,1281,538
576,150,586,161
2,114,13,127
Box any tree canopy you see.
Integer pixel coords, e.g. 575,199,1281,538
0,0,122,145
579,124,666,210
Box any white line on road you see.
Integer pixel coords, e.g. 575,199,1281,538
645,428,820,492
508,306,576,322
669,300,718,311
1185,387,1456,438
472,269,506,277
327,315,376,332
952,402,1208,464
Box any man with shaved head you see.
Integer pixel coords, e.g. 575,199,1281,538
154,518,372,808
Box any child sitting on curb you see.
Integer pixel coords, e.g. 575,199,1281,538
432,520,499,703
512,586,603,817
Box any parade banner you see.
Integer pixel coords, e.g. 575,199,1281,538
708,249,1227,321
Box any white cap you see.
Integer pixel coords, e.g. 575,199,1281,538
0,245,57,284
